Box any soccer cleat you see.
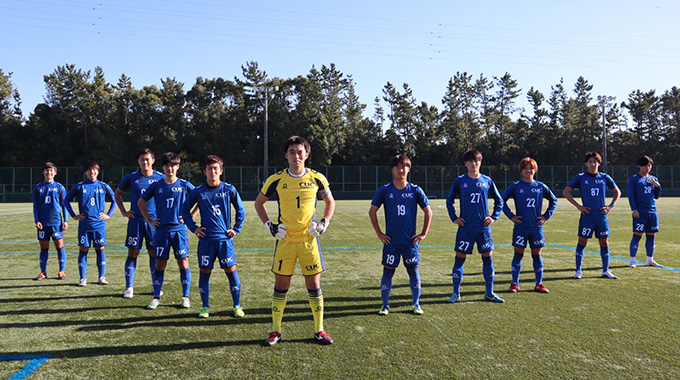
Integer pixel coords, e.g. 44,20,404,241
198,307,209,318
509,283,520,293
534,283,549,293
34,272,47,281
574,270,583,279
57,271,66,280
123,287,134,299
97,277,109,285
646,258,660,267
629,260,637,268
263,331,281,347
446,294,462,303
602,270,618,279
378,305,389,315
484,292,505,303
181,297,191,308
314,330,334,345
78,278,87,287
233,306,245,318
147,298,160,309
412,305,424,315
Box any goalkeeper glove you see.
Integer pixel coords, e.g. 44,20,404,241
308,218,329,237
264,220,287,240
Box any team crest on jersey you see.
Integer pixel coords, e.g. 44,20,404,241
158,188,163,193
389,193,394,198
584,180,589,184
519,189,524,193
200,193,208,200
463,183,468,188
282,183,288,189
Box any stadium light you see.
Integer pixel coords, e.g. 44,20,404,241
248,85,279,176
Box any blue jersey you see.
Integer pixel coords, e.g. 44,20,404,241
567,172,618,216
181,182,245,241
65,180,116,228
627,174,660,213
371,182,430,245
117,170,164,217
142,178,195,232
502,180,557,229
447,174,503,230
33,181,68,226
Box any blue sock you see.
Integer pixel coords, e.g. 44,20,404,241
380,267,395,307
152,270,164,298
149,254,156,276
575,244,586,271
57,246,67,272
532,254,544,285
511,253,523,284
406,266,421,306
226,270,241,307
180,268,191,297
95,248,106,278
124,256,137,288
39,248,48,273
78,250,88,279
600,246,610,272
482,255,495,296
645,235,656,258
452,256,466,297
630,234,642,259
199,271,211,308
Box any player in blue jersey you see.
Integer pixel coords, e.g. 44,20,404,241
501,157,558,294
115,148,165,299
32,162,69,280
369,154,432,315
181,155,246,319
627,155,661,268
446,149,505,303
138,152,196,309
563,151,621,279
65,160,116,287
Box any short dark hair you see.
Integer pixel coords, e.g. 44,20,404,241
138,148,155,160
43,162,57,171
463,149,482,162
83,160,100,173
518,157,537,173
203,155,223,168
390,154,412,169
637,155,654,166
160,152,181,167
283,136,311,155
584,151,602,164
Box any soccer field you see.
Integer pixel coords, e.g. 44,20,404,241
1,199,679,379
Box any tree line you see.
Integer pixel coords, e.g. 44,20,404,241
1,62,678,169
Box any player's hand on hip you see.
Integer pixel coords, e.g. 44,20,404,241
412,233,426,244
536,216,546,226
194,226,206,238
226,229,237,238
150,219,160,228
483,217,494,226
123,211,135,219
73,214,85,221
377,231,390,244
98,213,110,220
577,205,590,215
308,218,329,237
510,215,523,225
454,218,465,226
265,220,287,240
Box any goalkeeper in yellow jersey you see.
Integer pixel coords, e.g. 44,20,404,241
254,136,336,346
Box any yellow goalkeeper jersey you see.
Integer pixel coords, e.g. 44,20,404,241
261,168,330,242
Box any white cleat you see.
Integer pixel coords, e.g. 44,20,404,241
181,297,191,308
629,260,637,268
78,278,87,287
123,287,134,299
574,270,582,279
97,277,109,285
147,298,160,309
602,270,618,279
646,258,660,267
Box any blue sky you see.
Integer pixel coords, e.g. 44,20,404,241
2,0,679,121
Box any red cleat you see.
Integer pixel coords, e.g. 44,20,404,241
534,283,549,293
509,283,519,293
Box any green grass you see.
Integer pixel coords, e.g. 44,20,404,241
1,199,680,379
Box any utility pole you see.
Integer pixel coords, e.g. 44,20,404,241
247,85,279,176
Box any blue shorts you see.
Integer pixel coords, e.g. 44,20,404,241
382,244,420,268
125,218,155,249
154,229,190,260
512,228,546,249
578,216,610,238
197,239,236,269
455,228,494,254
78,223,106,247
633,211,660,233
37,225,64,241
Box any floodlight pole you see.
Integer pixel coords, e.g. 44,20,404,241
602,103,608,174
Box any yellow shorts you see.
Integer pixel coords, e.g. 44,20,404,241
272,237,325,276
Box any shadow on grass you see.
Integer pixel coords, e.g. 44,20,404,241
0,293,123,304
